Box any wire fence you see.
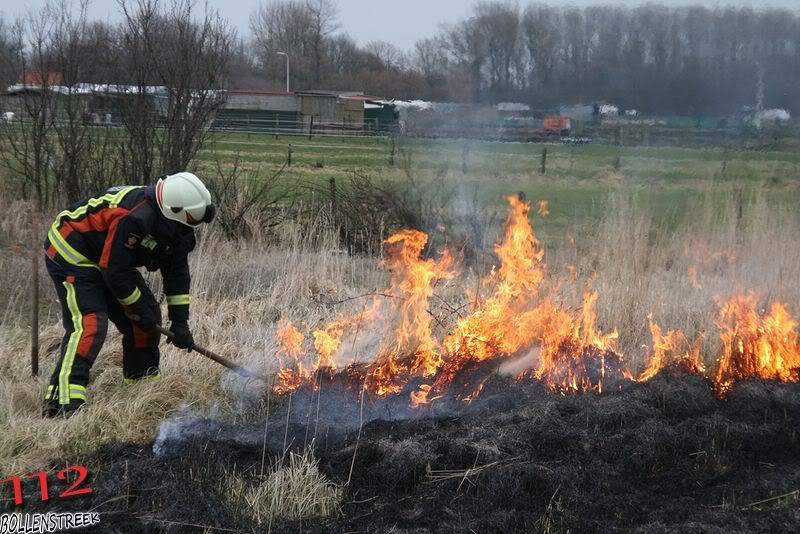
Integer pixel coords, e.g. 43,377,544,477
210,115,393,138
3,107,799,150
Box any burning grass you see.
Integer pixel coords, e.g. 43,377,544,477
269,195,800,405
1,181,800,531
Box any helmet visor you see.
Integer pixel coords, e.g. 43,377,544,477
185,204,216,226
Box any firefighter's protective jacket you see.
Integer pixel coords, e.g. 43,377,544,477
44,185,195,321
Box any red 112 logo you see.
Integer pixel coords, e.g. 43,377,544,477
1,466,92,506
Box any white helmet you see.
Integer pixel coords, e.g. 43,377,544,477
155,172,215,227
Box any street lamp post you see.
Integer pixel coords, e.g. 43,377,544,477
276,52,290,92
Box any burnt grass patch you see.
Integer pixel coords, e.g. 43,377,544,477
15,374,800,533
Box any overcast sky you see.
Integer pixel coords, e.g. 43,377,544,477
1,0,799,50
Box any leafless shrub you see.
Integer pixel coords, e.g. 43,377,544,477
205,153,293,240
319,171,455,255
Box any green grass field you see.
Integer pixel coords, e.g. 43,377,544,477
201,131,800,181
198,131,800,240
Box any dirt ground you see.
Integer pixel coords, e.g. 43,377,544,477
12,371,800,533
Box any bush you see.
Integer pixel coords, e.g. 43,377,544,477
205,153,294,240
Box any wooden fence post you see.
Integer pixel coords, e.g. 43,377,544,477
541,147,547,175
31,218,39,377
329,178,337,218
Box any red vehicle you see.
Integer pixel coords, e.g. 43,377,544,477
543,116,571,135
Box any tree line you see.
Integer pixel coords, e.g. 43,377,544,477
247,0,800,115
4,1,799,116
1,0,799,207
439,2,800,115
0,0,233,208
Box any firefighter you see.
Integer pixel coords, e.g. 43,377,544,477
43,172,216,417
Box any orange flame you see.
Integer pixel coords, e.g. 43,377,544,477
274,322,310,394
383,230,456,376
715,294,800,393
270,197,800,405
530,292,622,393
444,196,545,362
638,315,705,382
537,200,550,217
367,230,456,397
311,301,381,372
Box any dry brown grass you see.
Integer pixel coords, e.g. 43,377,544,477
564,188,800,372
0,181,798,479
221,447,343,523
0,202,388,475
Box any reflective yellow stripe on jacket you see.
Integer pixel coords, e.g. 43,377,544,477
47,226,98,269
53,186,140,226
47,186,141,269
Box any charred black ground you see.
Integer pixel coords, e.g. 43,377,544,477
12,372,800,533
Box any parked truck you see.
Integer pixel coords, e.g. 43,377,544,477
543,115,571,136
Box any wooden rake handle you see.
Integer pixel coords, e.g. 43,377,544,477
156,326,258,379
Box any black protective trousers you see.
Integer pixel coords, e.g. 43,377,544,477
44,256,162,407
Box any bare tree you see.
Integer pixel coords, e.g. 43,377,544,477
228,37,264,89
0,6,58,208
251,0,313,89
251,0,338,89
327,33,360,76
366,41,408,72
522,5,559,103
306,0,338,84
441,18,487,102
118,0,233,180
0,16,23,88
50,0,95,201
474,1,521,98
115,0,158,184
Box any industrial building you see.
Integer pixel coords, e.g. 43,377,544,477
1,72,400,134
213,90,398,134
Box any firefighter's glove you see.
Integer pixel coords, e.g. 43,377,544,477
168,321,194,351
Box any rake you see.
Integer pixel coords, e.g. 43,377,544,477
156,326,260,379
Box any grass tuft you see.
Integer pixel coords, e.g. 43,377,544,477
222,447,342,523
